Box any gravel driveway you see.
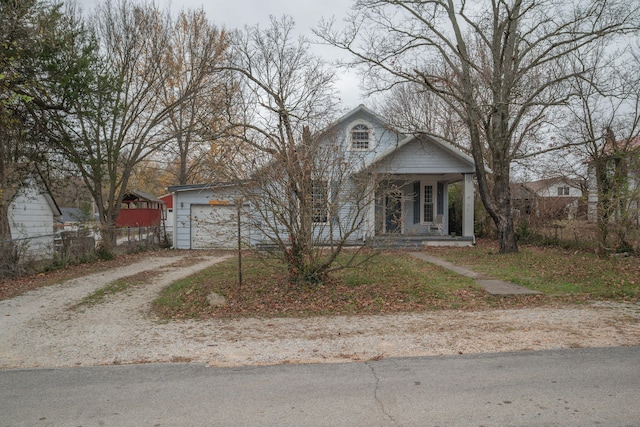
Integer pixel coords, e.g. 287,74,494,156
1,252,639,369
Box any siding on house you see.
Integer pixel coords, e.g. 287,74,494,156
172,185,251,249
173,187,214,249
532,184,582,198
374,137,476,175
522,178,584,198
331,109,406,167
9,181,61,259
159,194,174,243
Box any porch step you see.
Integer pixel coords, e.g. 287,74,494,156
368,239,425,249
367,235,473,249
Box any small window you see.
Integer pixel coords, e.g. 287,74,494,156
312,180,328,223
351,124,370,150
423,185,434,222
557,186,570,196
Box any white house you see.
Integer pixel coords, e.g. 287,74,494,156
513,177,585,220
8,176,62,259
525,177,583,199
168,105,477,249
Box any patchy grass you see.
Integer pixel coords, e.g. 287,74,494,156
75,270,161,308
0,249,190,301
152,251,551,320
72,254,217,309
6,240,636,320
0,249,223,303
428,239,640,299
152,241,639,320
0,249,176,302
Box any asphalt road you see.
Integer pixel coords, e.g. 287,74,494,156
1,346,639,426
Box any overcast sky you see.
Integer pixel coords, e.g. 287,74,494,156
75,0,365,110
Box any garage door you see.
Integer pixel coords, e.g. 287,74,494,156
191,204,241,249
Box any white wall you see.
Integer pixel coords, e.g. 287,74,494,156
9,184,58,259
172,186,252,249
535,183,582,198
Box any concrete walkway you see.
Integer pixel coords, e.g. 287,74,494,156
409,252,542,296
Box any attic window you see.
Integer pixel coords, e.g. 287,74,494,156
351,124,371,150
557,186,570,196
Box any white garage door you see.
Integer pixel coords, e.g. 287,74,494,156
191,204,240,249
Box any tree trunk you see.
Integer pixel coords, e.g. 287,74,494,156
494,209,518,253
0,201,11,243
178,133,188,185
594,157,611,257
467,114,519,254
491,161,518,254
96,210,117,253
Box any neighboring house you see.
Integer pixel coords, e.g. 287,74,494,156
8,175,62,259
115,190,165,228
512,177,585,220
59,207,83,230
114,190,166,245
587,136,640,224
58,207,96,232
168,105,477,249
510,183,537,217
55,207,98,258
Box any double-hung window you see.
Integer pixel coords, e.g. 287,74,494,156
311,180,328,223
423,185,434,222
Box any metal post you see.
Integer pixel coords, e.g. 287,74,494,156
235,197,243,286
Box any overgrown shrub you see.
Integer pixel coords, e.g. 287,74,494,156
95,244,114,261
0,241,28,278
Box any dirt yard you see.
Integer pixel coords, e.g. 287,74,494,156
1,251,639,369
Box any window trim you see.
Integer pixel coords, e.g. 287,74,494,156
311,179,329,224
423,184,434,223
417,180,441,224
348,121,375,151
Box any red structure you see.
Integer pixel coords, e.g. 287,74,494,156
159,193,173,209
115,190,165,228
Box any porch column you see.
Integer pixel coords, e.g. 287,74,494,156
366,179,376,240
462,173,475,238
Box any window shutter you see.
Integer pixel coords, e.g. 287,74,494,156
437,182,444,215
413,181,420,224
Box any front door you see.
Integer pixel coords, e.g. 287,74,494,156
384,191,402,234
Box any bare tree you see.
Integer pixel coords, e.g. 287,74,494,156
373,81,467,148
50,0,221,250
157,8,230,186
221,16,380,284
317,0,640,253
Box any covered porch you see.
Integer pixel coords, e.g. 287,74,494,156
368,172,475,248
360,130,477,248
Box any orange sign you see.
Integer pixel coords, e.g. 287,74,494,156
208,200,230,205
